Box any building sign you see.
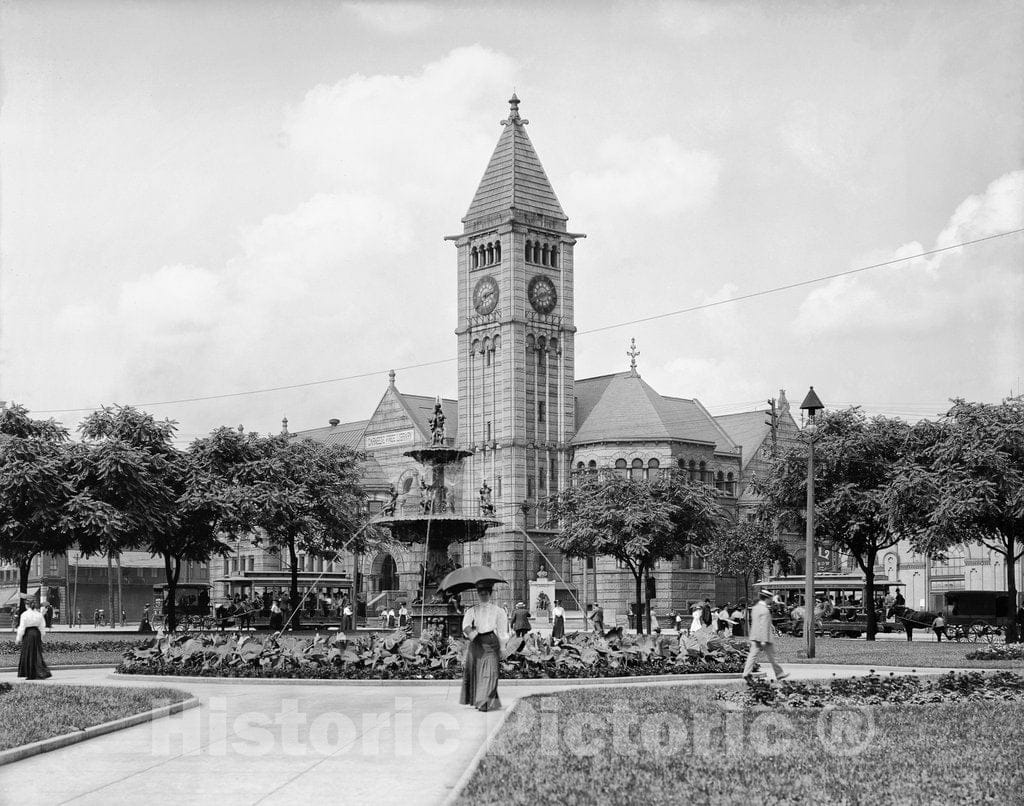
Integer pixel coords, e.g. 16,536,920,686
365,428,416,450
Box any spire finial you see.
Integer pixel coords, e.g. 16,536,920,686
627,338,640,377
281,416,289,435
388,369,396,386
501,92,528,127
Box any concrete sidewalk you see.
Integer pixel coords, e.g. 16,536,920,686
0,663,968,806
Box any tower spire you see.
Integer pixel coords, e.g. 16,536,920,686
501,92,528,127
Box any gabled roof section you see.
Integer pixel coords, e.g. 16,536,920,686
464,94,567,227
716,411,770,470
397,392,459,444
294,419,369,450
572,372,734,449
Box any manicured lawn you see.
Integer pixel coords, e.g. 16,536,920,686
456,683,1024,805
0,636,142,668
0,683,190,751
768,634,1024,669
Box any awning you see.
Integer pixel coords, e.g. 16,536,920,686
1,586,39,605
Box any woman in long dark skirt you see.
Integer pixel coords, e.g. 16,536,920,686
16,600,52,680
460,584,509,712
551,600,565,642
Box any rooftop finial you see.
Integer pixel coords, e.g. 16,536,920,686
281,416,289,435
501,92,528,127
627,338,640,377
388,369,396,386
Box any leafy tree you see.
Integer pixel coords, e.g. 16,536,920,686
754,408,912,640
228,433,371,629
74,406,182,627
887,396,1024,642
0,405,98,616
546,470,725,635
703,521,792,603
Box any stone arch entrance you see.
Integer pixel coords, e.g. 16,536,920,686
369,552,401,593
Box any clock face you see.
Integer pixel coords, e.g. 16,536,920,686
528,275,557,314
472,275,499,315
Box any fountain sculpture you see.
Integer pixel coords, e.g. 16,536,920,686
375,398,502,635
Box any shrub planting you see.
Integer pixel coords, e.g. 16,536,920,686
965,644,1024,661
714,670,1024,708
117,629,749,680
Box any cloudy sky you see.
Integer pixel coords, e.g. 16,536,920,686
2,1,1022,445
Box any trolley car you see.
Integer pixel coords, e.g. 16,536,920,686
759,574,905,637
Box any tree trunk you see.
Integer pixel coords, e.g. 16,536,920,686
633,570,644,635
1005,534,1019,644
643,566,652,635
164,553,179,632
107,551,114,628
864,550,878,641
18,559,31,617
116,554,123,626
288,540,300,630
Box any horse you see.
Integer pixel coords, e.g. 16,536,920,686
889,604,939,641
789,603,825,635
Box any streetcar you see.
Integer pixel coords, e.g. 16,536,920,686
759,574,905,637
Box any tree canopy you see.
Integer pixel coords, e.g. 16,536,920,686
754,407,912,639
888,396,1024,641
546,470,725,634
702,521,792,601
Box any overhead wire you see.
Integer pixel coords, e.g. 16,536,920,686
28,227,1024,416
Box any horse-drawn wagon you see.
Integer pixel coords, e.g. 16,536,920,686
891,590,1014,642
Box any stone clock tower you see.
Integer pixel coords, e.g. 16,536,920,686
447,95,583,604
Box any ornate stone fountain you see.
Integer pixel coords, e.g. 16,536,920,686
375,399,502,634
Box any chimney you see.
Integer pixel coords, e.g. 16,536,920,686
329,418,340,427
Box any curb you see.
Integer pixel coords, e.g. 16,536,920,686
0,664,117,673
442,698,519,806
107,671,745,687
0,695,200,767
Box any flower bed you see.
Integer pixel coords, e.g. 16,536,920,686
117,629,749,680
0,640,140,655
714,670,1024,708
965,644,1024,661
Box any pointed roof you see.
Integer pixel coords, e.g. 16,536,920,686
716,411,770,470
292,419,369,450
573,372,736,449
464,94,567,227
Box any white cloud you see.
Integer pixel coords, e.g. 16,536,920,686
566,135,720,220
343,2,436,36
794,170,1024,337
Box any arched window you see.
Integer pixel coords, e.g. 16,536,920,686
588,460,597,471
631,458,644,480
688,460,697,483
542,244,550,266
549,337,558,354
486,243,494,264
492,334,501,351
471,247,478,269
526,334,535,352
716,471,725,491
699,461,708,483
648,458,660,480
727,472,735,496
525,240,533,262
494,241,501,263
615,458,628,477
533,242,541,263
576,461,585,470
550,246,558,268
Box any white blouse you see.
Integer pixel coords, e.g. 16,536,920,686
15,609,46,642
552,605,565,618
462,602,510,640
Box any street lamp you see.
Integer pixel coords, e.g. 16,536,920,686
800,386,825,659
520,500,531,605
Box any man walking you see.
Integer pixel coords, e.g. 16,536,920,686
590,602,605,635
743,590,788,682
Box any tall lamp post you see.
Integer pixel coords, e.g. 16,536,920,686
520,500,531,606
800,386,825,659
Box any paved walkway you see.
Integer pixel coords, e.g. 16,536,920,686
0,663,968,806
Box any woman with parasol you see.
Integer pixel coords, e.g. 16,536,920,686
459,582,509,711
15,598,52,680
439,566,509,712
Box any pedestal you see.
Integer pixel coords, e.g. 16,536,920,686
529,579,556,624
